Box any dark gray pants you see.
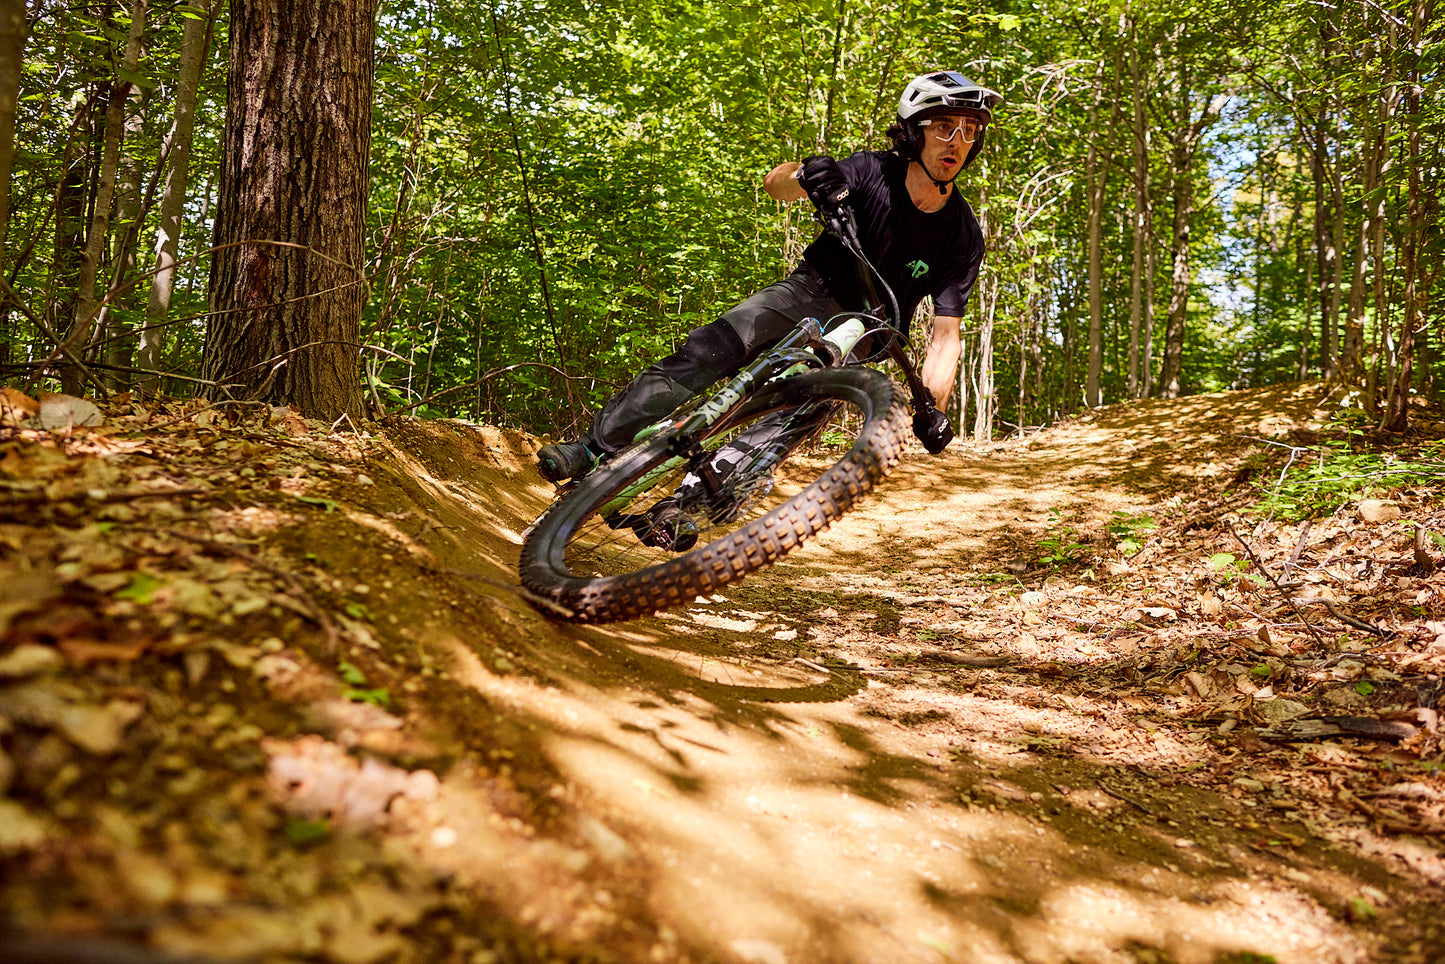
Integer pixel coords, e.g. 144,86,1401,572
586,267,845,453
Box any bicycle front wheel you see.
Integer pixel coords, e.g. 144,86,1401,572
519,367,909,623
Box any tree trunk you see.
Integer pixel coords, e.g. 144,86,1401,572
203,0,376,421
139,0,218,394
1157,71,1224,399
1126,21,1150,399
44,93,95,367
1158,134,1192,399
65,0,146,395
1085,113,1104,408
1311,14,1342,382
973,272,997,441
1061,258,1077,408
97,137,145,389
1312,113,1340,381
1379,0,1430,431
1340,13,1384,390
1141,201,1157,398
0,0,27,269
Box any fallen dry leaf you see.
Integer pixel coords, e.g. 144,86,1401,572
35,392,103,430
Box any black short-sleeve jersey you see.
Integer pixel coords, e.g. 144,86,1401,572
801,150,985,337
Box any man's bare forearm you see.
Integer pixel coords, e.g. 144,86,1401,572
764,162,805,202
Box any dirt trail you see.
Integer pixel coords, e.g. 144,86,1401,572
2,382,1443,964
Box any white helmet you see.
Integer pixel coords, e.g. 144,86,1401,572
893,71,1003,173
898,71,1004,124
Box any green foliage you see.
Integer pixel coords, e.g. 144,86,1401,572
343,602,373,622
1247,438,1445,521
5,0,1442,433
284,817,331,845
1106,512,1157,555
115,572,162,604
1208,552,1263,586
1036,507,1088,567
338,661,389,706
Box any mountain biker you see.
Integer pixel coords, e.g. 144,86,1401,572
538,70,1003,484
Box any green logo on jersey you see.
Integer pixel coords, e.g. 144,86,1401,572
907,259,930,279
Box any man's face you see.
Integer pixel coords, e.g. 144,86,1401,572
917,112,981,178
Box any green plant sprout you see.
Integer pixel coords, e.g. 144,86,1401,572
1037,507,1088,566
1106,511,1157,555
1209,552,1265,586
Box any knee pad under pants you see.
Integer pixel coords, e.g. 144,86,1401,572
587,320,746,453
587,272,844,453
720,270,846,363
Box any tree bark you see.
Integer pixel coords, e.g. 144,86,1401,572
44,92,95,368
973,271,996,441
1340,7,1384,390
1141,193,1157,398
1085,107,1104,408
0,0,27,270
1309,13,1341,382
203,0,376,421
64,0,146,395
1157,71,1225,399
1126,20,1150,399
139,0,218,393
1158,136,1192,399
1306,119,1339,381
97,120,146,390
1378,0,1431,431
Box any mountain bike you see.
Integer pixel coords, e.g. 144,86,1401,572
519,205,953,624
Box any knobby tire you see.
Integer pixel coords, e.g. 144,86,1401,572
520,367,908,623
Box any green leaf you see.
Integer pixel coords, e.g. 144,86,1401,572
284,817,330,845
337,661,367,685
1209,553,1238,571
344,602,373,622
115,572,162,604
1355,681,1375,696
345,687,391,707
297,495,339,512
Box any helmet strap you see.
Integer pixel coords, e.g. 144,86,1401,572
918,156,959,196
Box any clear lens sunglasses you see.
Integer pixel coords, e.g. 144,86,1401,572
919,116,981,144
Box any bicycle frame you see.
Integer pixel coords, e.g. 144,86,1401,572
596,315,871,518
592,202,948,519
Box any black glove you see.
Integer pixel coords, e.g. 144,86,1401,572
913,407,954,455
799,155,850,212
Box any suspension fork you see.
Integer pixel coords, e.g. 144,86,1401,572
596,318,870,518
677,317,871,498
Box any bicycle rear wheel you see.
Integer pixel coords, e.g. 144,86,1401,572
519,367,908,623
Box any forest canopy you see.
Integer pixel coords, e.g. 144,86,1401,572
0,0,1439,434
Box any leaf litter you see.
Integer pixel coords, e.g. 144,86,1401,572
0,383,1442,963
